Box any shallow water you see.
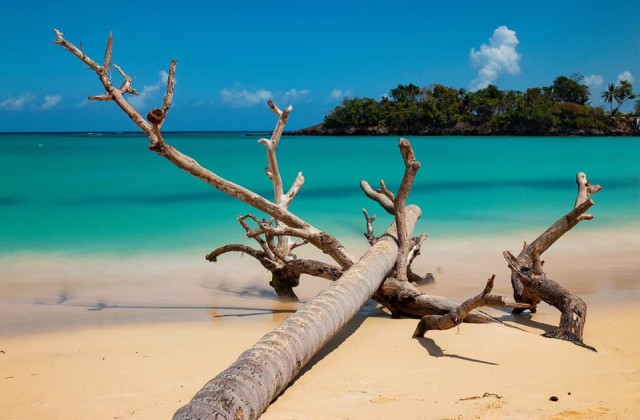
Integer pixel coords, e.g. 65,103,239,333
1,132,638,254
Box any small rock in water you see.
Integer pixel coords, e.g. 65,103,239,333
549,396,559,402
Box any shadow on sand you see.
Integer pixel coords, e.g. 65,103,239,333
416,336,498,365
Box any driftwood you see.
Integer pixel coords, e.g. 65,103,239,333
53,29,512,323
412,275,531,337
359,168,523,324
504,172,601,350
53,29,603,419
174,207,420,419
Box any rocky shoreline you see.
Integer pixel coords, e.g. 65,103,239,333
287,121,639,136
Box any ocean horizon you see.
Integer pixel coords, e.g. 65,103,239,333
1,132,638,255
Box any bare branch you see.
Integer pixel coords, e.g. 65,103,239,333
575,172,601,221
238,215,274,259
88,93,113,101
54,29,103,73
360,180,395,214
526,197,594,258
158,60,177,129
394,138,422,281
113,64,138,96
412,275,531,337
103,32,113,70
205,244,277,270
259,102,294,205
266,100,292,149
54,30,155,139
377,180,395,202
257,101,300,260
283,172,305,207
507,181,596,314
362,208,377,245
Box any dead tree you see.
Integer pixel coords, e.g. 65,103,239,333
53,29,598,419
358,159,529,324
53,29,513,320
503,172,601,350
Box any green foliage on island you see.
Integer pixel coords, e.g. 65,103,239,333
308,75,639,136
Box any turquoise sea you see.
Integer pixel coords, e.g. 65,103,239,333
1,132,639,255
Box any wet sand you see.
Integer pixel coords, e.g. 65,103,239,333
1,227,639,419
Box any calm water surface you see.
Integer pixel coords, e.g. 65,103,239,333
1,132,638,254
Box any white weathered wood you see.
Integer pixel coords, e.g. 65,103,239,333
54,29,355,270
394,138,421,280
258,101,298,258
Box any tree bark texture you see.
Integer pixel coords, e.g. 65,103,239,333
173,206,421,420
504,252,596,351
504,172,601,350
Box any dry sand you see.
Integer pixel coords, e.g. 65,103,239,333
1,227,639,419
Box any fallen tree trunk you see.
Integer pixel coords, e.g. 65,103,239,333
173,206,421,420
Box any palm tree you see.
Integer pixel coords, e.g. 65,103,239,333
614,80,637,112
601,82,619,112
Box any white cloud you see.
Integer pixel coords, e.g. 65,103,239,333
617,70,635,84
583,74,604,90
220,87,273,108
128,70,169,108
470,25,521,91
284,88,310,101
41,95,63,110
0,93,36,110
329,88,353,101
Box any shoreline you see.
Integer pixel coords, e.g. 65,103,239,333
1,226,639,418
285,123,640,137
1,224,639,337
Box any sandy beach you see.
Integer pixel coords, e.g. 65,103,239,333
1,227,639,419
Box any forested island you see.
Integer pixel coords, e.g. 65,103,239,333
290,75,640,136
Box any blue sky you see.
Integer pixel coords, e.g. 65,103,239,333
1,0,639,131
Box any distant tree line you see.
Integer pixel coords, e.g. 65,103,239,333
317,75,639,136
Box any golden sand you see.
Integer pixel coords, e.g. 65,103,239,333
1,227,639,419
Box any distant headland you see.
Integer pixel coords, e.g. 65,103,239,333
288,76,640,136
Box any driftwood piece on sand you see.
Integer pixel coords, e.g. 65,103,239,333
504,172,601,351
412,275,531,337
